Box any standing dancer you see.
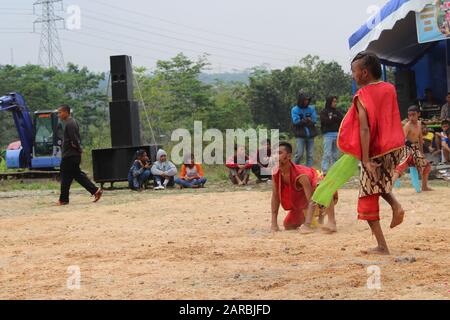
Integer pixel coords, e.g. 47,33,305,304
393,105,432,192
338,52,406,255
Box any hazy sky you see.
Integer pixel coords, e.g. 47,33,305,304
0,0,387,72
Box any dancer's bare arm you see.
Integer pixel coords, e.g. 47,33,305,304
271,180,280,232
357,98,380,175
297,175,313,202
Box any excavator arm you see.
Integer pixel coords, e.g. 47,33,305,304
0,93,34,168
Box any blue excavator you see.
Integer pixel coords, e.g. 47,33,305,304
0,92,62,171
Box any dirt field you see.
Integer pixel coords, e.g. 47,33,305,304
0,185,449,300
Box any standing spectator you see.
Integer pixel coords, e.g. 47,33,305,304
151,149,177,190
251,139,272,183
226,146,252,186
175,154,207,189
320,96,344,174
57,105,102,205
128,149,152,191
291,92,318,167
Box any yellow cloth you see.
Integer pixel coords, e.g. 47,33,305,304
424,132,434,141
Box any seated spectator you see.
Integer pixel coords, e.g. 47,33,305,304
151,149,177,190
422,126,435,154
226,146,252,186
175,154,207,189
128,149,152,191
441,130,450,163
251,139,272,183
435,120,450,161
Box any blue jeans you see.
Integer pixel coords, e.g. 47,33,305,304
128,169,151,189
321,133,339,174
175,177,207,188
295,138,315,167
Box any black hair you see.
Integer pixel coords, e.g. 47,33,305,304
135,149,147,159
352,51,382,80
279,141,293,154
58,104,71,114
408,105,420,113
325,96,338,109
442,120,449,126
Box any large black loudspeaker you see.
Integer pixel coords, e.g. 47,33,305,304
92,145,160,185
110,55,134,101
109,101,141,147
92,55,156,186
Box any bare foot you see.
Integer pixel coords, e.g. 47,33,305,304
56,201,69,206
361,246,390,255
390,206,405,229
422,187,433,192
321,223,337,233
299,224,315,235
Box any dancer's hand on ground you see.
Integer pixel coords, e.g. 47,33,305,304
271,223,280,232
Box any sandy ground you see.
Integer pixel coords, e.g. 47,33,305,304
0,186,449,300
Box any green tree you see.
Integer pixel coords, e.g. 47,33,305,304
136,53,215,140
246,55,352,133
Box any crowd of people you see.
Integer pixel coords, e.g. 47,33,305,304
55,51,447,255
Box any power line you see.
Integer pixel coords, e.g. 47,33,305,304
33,0,65,69
0,13,34,16
82,13,296,65
0,32,33,34
75,25,269,68
87,0,350,63
64,30,250,71
0,8,33,12
87,0,306,55
81,8,301,62
60,35,249,72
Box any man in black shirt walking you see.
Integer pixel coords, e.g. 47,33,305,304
57,105,102,205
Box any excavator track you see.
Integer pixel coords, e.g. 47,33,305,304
0,170,60,181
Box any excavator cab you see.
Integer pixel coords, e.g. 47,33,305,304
31,111,63,169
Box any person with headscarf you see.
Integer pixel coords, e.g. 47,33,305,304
151,149,177,190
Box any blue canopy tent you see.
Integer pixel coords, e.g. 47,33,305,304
349,0,448,119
